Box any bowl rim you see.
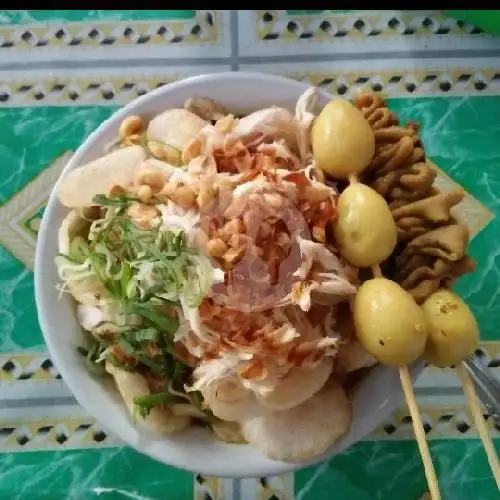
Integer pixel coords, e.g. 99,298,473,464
35,71,422,477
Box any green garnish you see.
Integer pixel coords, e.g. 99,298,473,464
116,336,135,356
188,390,214,418
77,337,107,376
133,392,175,419
125,303,178,334
128,327,159,343
92,194,139,208
60,187,217,420
139,133,183,166
62,204,213,311
106,352,135,371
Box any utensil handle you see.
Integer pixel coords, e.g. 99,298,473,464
457,362,500,489
464,354,500,427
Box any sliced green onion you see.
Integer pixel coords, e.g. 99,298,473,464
127,327,159,343
92,194,139,207
107,353,134,371
117,336,135,356
120,262,133,296
126,303,178,334
133,392,174,419
77,342,107,376
69,237,90,263
134,354,164,373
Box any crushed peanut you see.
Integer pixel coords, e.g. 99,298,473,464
197,184,216,209
219,219,244,241
123,136,141,147
215,114,236,134
224,246,246,265
228,233,248,250
107,184,126,198
182,137,202,164
136,170,165,192
160,183,197,209
137,184,153,203
119,115,142,140
175,186,197,208
206,238,228,258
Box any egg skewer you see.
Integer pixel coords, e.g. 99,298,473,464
312,99,441,499
357,270,441,500
347,183,441,500
421,290,500,489
312,95,500,496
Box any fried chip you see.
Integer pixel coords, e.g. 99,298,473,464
241,379,351,462
202,377,261,422
58,146,147,208
256,358,333,411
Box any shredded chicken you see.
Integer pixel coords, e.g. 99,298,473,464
158,116,359,404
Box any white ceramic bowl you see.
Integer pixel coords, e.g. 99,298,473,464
35,72,422,478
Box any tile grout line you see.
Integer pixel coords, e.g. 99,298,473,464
229,10,239,71
0,387,470,410
0,48,499,72
0,396,78,409
232,477,241,500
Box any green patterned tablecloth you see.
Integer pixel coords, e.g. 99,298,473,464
0,9,499,500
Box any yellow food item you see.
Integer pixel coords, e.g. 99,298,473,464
211,420,246,444
334,183,397,267
421,289,479,367
241,380,351,463
58,146,147,208
146,108,207,155
256,359,333,411
354,278,428,366
311,99,375,179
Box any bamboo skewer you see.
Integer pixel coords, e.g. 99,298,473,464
341,108,496,495
369,271,500,495
456,362,500,489
372,260,499,494
365,189,498,493
400,365,441,500
371,264,441,500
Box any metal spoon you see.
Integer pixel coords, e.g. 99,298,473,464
463,353,500,427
